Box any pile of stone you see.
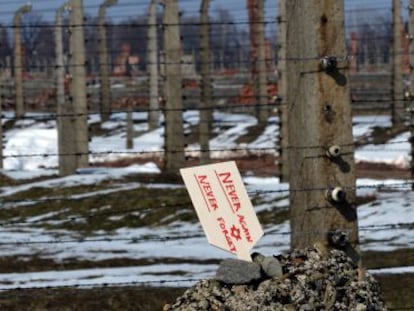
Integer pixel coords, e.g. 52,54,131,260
164,246,387,310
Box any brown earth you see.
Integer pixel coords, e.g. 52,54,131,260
0,155,411,310
0,270,411,311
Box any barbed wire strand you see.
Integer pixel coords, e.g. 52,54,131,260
0,222,411,247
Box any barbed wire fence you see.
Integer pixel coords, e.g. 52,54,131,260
0,9,409,210
0,1,413,173
0,0,413,309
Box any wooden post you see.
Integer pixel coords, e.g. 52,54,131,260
392,0,405,127
247,0,258,116
409,0,414,189
255,0,268,124
56,3,77,176
163,0,185,174
69,0,89,169
0,76,2,169
55,4,65,170
13,4,31,118
247,0,257,77
286,1,358,259
5,57,11,78
126,106,134,149
147,0,160,130
277,0,288,182
199,0,212,164
98,0,117,123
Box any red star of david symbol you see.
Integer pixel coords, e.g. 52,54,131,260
230,225,242,241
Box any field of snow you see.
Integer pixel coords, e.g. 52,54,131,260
0,111,413,289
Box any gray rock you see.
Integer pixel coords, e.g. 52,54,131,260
198,299,209,310
164,248,388,311
251,252,266,264
215,258,262,285
261,256,283,278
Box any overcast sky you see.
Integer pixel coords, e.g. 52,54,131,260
0,0,278,25
0,0,401,26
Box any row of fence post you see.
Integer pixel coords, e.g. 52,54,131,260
2,0,414,181
1,0,270,176
0,0,413,260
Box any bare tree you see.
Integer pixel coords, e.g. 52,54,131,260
347,9,392,68
210,8,244,70
21,13,45,62
0,25,11,62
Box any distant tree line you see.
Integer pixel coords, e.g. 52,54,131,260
345,10,392,67
0,8,398,75
0,8,257,75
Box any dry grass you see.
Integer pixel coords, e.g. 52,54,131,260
376,274,414,310
0,287,186,311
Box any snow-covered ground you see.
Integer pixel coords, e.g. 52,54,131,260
3,113,410,171
0,111,412,289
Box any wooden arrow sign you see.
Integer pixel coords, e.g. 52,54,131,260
180,161,264,262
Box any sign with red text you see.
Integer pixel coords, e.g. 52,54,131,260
180,161,263,262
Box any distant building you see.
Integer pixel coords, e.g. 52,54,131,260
112,43,139,76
